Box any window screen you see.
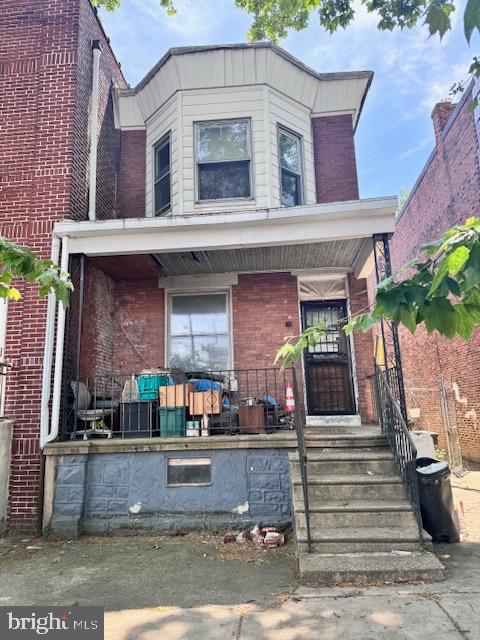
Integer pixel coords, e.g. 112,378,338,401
196,120,251,200
167,457,212,485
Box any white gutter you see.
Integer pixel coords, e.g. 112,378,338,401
42,236,69,447
88,40,103,221
39,235,61,448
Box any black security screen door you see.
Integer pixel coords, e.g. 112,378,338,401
301,301,355,415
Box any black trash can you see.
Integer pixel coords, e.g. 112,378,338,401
416,457,460,543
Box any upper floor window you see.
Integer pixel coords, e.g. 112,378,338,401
278,127,303,206
195,120,251,201
154,133,171,215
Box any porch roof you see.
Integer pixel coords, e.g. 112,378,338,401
55,196,396,277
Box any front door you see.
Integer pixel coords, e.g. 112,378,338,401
301,300,355,415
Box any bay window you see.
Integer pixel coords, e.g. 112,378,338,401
195,119,251,201
168,292,230,371
278,127,303,206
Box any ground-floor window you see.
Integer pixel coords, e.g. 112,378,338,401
167,291,230,371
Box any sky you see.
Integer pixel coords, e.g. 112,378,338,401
99,0,477,200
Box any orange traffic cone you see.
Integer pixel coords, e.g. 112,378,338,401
285,382,295,412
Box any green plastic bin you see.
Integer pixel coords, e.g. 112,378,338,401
158,407,186,437
138,374,169,400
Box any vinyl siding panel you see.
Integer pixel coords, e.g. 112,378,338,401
145,94,178,217
181,85,268,213
269,88,316,207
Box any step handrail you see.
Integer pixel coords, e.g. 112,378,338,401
374,366,423,541
292,368,312,552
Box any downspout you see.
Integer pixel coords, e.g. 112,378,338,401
43,236,70,447
39,234,61,449
88,40,103,221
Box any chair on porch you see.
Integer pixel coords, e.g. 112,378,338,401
70,381,114,440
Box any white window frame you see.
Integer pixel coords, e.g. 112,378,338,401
277,124,304,207
153,131,171,216
166,289,233,372
194,118,253,203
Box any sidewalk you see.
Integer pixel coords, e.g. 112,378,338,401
1,533,479,639
1,467,479,640
452,468,480,542
103,542,479,640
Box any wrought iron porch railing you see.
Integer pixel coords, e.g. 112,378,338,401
61,366,312,550
292,368,312,553
374,366,423,540
62,367,304,440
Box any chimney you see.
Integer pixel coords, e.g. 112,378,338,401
431,100,456,145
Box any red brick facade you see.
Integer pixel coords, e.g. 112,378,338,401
117,131,146,218
0,0,125,530
391,87,480,461
312,114,359,204
347,274,375,423
0,4,375,531
72,268,374,424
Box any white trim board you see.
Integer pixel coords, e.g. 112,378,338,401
54,197,397,258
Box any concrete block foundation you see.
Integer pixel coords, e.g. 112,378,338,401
48,448,293,536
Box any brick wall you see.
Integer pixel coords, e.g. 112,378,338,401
79,262,115,379
348,274,375,422
117,131,146,218
312,114,359,204
113,280,165,373
232,273,300,370
391,88,480,461
0,0,125,530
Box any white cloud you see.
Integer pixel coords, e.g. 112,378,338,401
398,134,433,160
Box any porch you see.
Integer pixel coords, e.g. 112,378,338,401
41,196,404,540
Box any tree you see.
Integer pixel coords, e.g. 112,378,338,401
275,217,480,368
91,0,480,93
0,237,72,307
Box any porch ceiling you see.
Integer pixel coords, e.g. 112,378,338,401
154,239,365,276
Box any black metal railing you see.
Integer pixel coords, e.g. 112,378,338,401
62,367,303,440
292,368,312,552
374,366,423,540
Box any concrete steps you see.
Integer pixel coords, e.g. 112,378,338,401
299,552,446,586
294,504,417,529
290,425,445,585
296,526,425,553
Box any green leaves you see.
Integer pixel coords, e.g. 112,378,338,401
429,245,471,295
274,323,327,369
90,0,121,10
275,217,480,368
0,237,73,307
424,1,455,38
464,0,480,42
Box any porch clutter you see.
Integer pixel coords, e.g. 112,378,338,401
66,368,296,440
70,381,112,439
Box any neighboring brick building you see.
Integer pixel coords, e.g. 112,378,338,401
0,3,399,534
0,0,126,531
391,84,480,462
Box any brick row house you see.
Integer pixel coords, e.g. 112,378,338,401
391,87,480,464
0,0,444,583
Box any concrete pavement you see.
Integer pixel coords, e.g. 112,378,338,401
1,535,479,639
103,542,479,640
